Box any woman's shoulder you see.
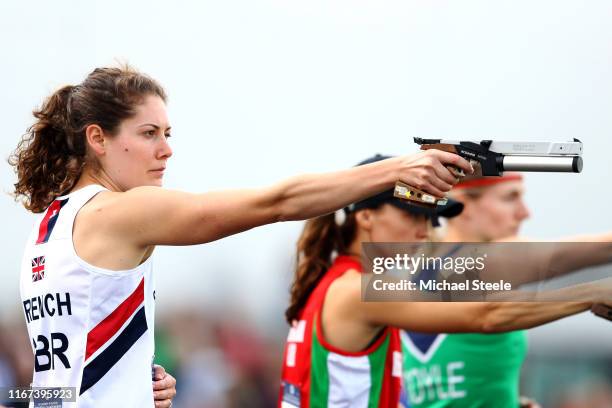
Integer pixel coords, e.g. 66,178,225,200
325,269,362,304
79,186,164,212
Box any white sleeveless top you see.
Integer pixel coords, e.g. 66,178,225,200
20,185,156,407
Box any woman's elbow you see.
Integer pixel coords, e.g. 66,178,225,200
249,185,293,223
273,189,309,222
273,199,299,222
478,303,509,334
480,318,505,334
271,175,320,222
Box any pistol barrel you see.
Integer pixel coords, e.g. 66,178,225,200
501,155,582,173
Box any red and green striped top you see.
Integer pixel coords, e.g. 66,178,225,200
279,256,402,408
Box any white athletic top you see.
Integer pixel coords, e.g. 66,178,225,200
20,185,156,407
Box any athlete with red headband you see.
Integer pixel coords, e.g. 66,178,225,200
400,173,547,408
446,172,527,242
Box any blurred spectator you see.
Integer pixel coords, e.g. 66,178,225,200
161,310,232,408
0,327,16,407
556,381,612,408
0,317,32,408
159,309,281,408
216,317,279,407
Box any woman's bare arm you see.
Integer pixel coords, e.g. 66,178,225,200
335,271,598,333
96,151,472,247
429,238,612,288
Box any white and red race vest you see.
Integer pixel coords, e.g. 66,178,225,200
20,185,156,407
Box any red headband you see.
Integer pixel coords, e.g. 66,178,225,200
454,173,523,189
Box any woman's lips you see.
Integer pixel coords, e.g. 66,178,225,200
150,168,166,176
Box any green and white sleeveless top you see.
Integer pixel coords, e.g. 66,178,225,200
400,331,528,408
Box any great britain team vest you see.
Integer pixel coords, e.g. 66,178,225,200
19,184,156,407
279,255,402,408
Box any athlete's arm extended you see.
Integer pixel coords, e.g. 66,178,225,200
431,237,612,287
361,300,592,333
332,271,605,334
479,234,612,285
95,151,472,247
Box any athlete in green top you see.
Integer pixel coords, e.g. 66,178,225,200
402,329,528,407
401,173,610,408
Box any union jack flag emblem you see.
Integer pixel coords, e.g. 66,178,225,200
31,256,45,282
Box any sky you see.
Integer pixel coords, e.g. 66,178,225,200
1,0,611,351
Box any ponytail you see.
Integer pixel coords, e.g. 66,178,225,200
285,211,356,324
9,85,86,213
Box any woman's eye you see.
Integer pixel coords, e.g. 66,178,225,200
164,133,172,139
147,130,156,136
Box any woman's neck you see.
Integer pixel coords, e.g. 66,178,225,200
71,167,122,193
345,229,368,259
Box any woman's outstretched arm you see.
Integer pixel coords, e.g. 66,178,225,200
95,150,472,246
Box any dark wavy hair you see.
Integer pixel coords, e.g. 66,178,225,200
9,65,167,213
285,211,357,324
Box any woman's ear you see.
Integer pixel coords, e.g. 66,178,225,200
454,188,490,222
355,209,374,232
85,124,106,156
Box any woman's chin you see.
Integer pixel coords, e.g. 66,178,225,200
146,178,164,187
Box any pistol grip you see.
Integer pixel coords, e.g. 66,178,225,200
394,181,448,207
394,165,465,207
